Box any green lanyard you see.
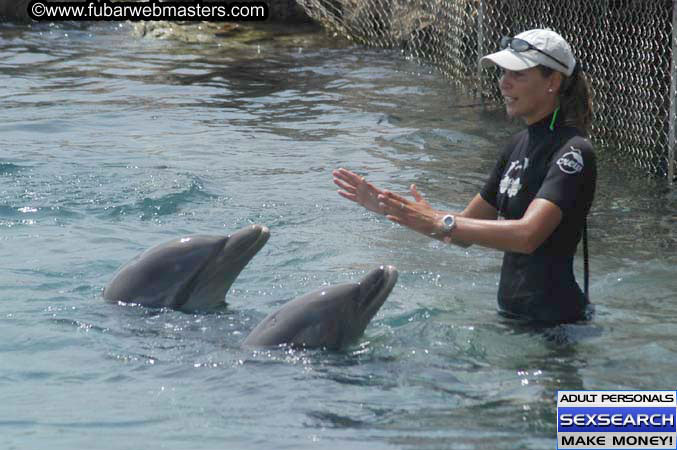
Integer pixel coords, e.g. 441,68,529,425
549,106,560,131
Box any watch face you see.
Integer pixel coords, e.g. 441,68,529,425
443,216,454,227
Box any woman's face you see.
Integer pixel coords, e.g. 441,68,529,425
499,67,560,125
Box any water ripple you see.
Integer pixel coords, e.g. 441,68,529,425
99,177,216,221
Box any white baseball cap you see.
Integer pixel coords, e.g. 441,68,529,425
480,29,576,77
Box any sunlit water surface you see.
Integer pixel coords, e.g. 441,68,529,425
1,21,676,450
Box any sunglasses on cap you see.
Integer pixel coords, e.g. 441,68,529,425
500,36,569,72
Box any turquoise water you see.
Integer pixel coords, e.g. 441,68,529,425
1,21,676,450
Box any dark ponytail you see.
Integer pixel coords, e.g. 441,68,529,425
539,64,593,136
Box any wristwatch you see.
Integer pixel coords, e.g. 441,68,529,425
440,214,456,234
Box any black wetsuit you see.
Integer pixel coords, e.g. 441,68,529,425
480,112,596,323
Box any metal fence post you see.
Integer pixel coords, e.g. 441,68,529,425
477,0,485,107
670,0,676,184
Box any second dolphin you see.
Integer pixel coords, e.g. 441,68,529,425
244,266,398,350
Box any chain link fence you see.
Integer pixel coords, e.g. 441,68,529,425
297,0,677,182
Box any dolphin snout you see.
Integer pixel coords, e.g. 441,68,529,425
223,224,270,256
253,224,270,237
358,265,398,308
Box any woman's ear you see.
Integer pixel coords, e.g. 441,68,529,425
549,72,564,94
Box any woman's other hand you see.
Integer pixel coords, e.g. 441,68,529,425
378,185,444,239
333,168,386,215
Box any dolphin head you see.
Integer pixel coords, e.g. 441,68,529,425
243,265,398,350
103,224,270,311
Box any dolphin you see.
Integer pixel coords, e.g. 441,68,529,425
103,224,270,312
243,265,398,350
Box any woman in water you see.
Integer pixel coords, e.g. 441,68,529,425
333,29,596,323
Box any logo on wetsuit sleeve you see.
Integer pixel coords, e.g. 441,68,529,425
500,157,528,197
557,147,584,174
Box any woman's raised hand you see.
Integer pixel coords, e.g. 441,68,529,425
377,184,443,238
332,168,385,215
333,169,443,238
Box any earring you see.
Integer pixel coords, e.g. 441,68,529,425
548,88,553,93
